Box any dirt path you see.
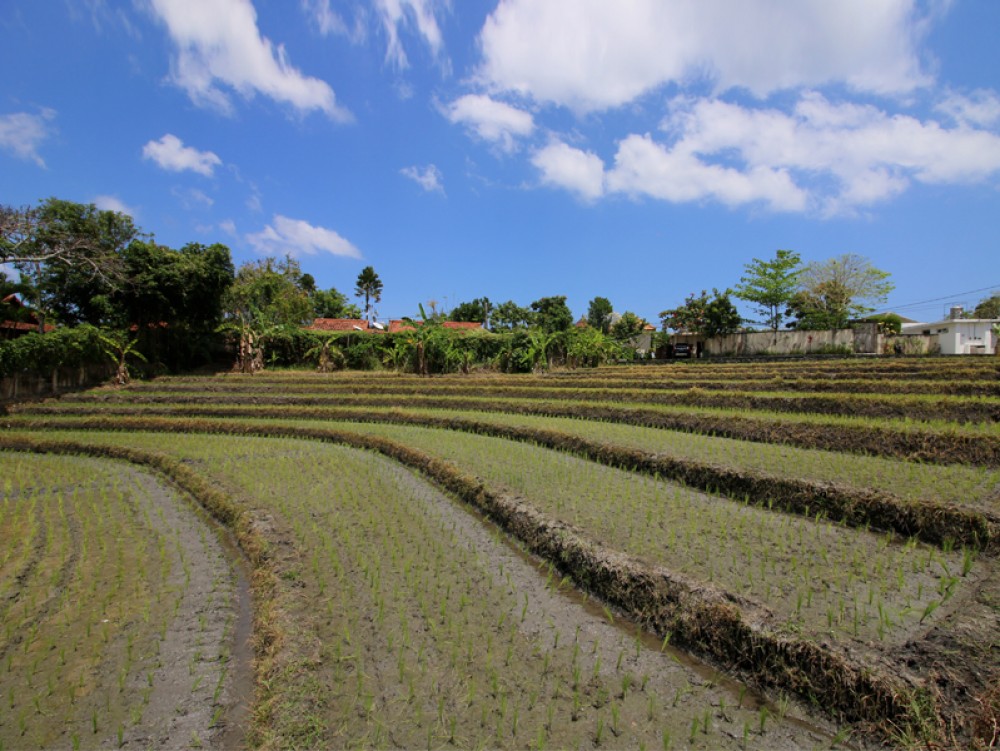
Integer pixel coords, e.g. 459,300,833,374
111,464,250,750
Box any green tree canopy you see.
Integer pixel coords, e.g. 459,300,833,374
449,297,492,326
529,295,573,334
660,289,741,338
354,266,383,324
490,300,533,331
788,253,894,330
586,296,613,334
609,311,645,340
311,287,360,319
224,257,313,330
734,249,802,340
973,292,1000,319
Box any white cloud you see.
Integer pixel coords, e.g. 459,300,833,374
0,109,56,167
246,215,362,259
660,93,1000,214
376,0,446,69
150,0,350,120
400,164,444,193
478,0,930,112
445,94,533,151
532,142,604,201
534,93,1000,215
171,186,215,209
936,89,1000,128
93,195,138,218
143,133,222,176
605,133,808,212
219,219,238,237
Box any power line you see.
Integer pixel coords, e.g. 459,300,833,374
872,283,1000,315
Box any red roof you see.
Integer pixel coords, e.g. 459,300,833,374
0,320,54,334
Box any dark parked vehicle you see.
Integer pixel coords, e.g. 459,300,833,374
673,343,692,358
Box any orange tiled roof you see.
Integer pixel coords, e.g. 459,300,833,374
388,319,484,333
308,318,377,332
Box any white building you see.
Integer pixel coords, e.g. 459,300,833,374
901,306,999,355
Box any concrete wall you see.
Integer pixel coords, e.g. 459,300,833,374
702,327,871,357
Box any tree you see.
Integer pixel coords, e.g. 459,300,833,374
734,249,802,341
790,253,894,329
311,287,360,319
586,297,613,334
450,297,492,326
354,266,383,325
609,311,645,340
660,289,741,338
9,199,139,330
529,295,573,334
973,292,1000,319
491,300,533,331
223,257,313,372
1,200,133,280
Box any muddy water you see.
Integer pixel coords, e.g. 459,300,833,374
380,459,846,749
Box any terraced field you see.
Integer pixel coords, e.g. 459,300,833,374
2,356,998,749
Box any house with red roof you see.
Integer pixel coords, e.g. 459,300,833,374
1,295,54,340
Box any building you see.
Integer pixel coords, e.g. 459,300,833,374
0,294,54,340
900,306,998,355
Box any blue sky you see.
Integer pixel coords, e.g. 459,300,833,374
2,0,999,325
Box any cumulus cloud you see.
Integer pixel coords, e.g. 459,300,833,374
150,0,349,120
401,164,444,193
93,195,138,217
478,0,929,112
143,133,222,176
531,93,1000,215
246,215,362,259
531,142,604,201
376,0,446,68
445,94,533,151
0,109,56,167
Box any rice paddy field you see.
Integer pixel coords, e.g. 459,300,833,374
2,355,998,749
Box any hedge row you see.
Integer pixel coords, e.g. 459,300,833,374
0,325,106,378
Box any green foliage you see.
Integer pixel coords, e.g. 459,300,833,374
311,287,360,319
660,289,741,338
734,249,802,338
973,293,1000,319
609,311,645,341
530,296,573,334
224,257,312,330
864,313,903,335
587,297,613,334
491,300,533,331
449,297,492,326
0,324,105,377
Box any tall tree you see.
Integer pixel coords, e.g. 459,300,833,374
734,249,802,341
354,266,383,325
788,254,894,329
311,286,360,319
586,296,613,333
610,311,645,340
530,295,573,334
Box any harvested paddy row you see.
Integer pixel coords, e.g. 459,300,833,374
1,429,839,750
116,375,1000,397
63,382,1000,424
0,452,241,750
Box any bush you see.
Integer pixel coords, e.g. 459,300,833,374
0,325,106,378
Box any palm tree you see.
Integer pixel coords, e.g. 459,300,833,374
354,266,383,326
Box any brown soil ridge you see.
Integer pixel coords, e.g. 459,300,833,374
70,384,1000,423
1,417,971,746
14,413,997,552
